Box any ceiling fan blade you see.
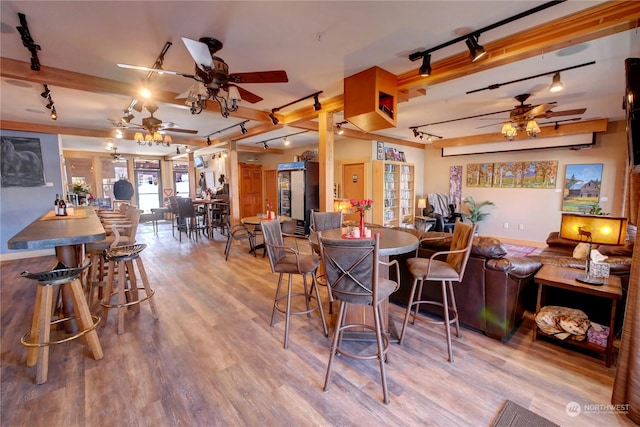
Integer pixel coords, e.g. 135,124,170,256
525,102,557,118
232,85,263,103
534,108,587,119
117,63,194,78
181,37,214,70
230,70,289,84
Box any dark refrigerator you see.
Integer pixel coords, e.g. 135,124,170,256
277,161,319,235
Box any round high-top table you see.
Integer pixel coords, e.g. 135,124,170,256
310,227,419,341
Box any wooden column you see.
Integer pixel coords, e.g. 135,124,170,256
318,111,335,212
228,141,240,225
187,152,196,197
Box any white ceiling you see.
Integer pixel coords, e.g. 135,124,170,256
0,1,638,158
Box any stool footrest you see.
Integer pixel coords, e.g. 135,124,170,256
273,292,321,316
20,314,101,347
100,286,155,309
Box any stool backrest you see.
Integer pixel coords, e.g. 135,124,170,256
311,210,343,233
261,219,286,271
318,232,380,306
446,221,476,278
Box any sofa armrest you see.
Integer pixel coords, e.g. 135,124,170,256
486,256,542,277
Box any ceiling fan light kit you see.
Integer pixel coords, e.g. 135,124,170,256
118,36,289,119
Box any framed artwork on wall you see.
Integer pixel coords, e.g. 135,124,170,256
1,136,45,187
562,163,603,212
466,163,494,187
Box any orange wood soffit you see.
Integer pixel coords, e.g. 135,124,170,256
433,118,608,148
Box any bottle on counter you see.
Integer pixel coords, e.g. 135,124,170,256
58,197,67,216
54,194,60,216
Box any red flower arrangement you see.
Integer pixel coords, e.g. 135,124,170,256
350,199,373,212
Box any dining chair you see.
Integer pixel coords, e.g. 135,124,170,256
261,219,328,349
224,220,256,261
318,232,399,404
176,198,206,241
398,220,476,362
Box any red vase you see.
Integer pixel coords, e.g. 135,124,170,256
359,210,365,238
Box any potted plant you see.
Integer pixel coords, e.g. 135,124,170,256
463,197,495,228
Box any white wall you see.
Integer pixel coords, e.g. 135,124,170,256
422,120,628,243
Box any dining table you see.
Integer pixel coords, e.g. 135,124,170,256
309,226,419,342
192,198,226,238
241,215,289,253
7,206,107,332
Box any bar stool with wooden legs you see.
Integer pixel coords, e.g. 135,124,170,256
100,243,158,334
20,262,103,384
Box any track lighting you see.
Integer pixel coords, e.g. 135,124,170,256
335,121,347,135
410,128,442,142
270,91,323,120
50,107,57,120
40,84,50,98
408,2,561,73
205,120,250,142
16,13,41,71
419,54,431,77
185,146,190,153
466,35,486,62
263,142,269,150
549,72,564,93
206,136,212,146
240,122,248,134
45,97,54,109
176,147,180,155
115,129,123,139
255,130,309,149
283,137,290,146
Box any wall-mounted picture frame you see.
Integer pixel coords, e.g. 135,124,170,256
1,136,45,187
562,163,603,212
376,141,385,160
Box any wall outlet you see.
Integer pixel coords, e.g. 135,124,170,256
518,224,524,230
503,222,509,229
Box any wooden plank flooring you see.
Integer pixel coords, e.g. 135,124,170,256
1,221,635,426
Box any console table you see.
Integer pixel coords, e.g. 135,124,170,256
532,264,622,367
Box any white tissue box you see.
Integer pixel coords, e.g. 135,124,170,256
590,261,610,278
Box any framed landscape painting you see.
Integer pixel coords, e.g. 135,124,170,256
466,163,493,187
562,163,603,212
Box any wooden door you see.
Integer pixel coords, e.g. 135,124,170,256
239,164,263,219
264,169,277,214
342,163,365,223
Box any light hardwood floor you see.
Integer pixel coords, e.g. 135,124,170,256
1,221,635,426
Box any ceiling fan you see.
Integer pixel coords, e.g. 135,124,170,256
109,147,127,161
476,93,586,130
118,37,289,117
118,104,198,135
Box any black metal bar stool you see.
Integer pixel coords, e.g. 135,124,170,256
100,244,158,334
20,262,103,384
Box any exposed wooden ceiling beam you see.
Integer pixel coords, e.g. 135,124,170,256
433,118,608,148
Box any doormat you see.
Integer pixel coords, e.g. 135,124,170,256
502,243,542,257
492,400,559,427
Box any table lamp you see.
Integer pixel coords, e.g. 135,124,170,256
559,213,628,285
333,199,351,213
417,198,427,216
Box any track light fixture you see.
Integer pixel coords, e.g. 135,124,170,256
419,54,431,77
40,84,50,98
16,13,41,71
466,61,595,94
176,147,180,155
270,91,323,122
45,97,54,109
254,130,309,149
335,121,348,135
50,107,57,121
205,120,250,142
549,72,564,93
411,129,442,142
465,35,486,62
408,1,562,76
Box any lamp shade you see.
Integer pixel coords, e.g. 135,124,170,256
333,199,350,213
417,198,427,209
559,213,628,245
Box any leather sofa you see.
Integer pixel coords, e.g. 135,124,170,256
390,230,542,341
